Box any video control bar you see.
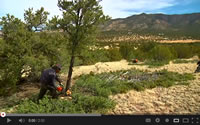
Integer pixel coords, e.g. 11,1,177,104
0,113,199,125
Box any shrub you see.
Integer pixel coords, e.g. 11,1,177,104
107,48,122,61
169,46,178,59
71,93,115,113
149,45,173,62
16,93,115,114
0,15,30,96
78,49,110,65
173,44,193,59
119,42,134,60
131,49,148,61
139,41,157,53
0,15,66,96
16,95,84,114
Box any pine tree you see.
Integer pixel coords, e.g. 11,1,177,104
57,0,110,92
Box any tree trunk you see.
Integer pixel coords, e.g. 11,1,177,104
65,54,75,92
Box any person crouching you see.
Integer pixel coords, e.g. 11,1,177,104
37,64,63,101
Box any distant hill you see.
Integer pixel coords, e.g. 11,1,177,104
101,13,200,36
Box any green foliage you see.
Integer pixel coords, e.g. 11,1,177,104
119,42,134,60
71,93,115,113
0,14,31,95
169,46,178,59
155,70,194,87
47,16,60,30
118,41,199,67
73,69,194,96
24,7,49,32
16,94,115,114
139,41,157,53
78,48,122,65
58,0,110,55
173,59,198,64
16,95,82,114
173,44,193,58
144,60,169,67
0,14,66,96
119,41,158,61
76,49,109,65
107,48,122,61
15,69,194,114
22,32,66,81
149,45,173,62
58,0,110,90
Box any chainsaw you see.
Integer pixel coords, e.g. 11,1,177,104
56,83,72,96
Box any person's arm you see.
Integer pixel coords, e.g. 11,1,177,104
48,71,58,89
55,74,62,83
52,77,57,89
55,74,64,86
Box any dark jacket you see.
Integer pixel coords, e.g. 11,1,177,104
40,68,61,88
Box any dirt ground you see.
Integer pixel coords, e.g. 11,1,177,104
0,57,200,114
108,60,200,114
159,39,200,43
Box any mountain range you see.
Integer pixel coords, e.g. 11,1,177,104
101,13,200,35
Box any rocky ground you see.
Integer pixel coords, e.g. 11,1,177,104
1,58,200,114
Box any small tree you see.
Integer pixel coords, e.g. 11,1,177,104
24,7,49,32
0,14,31,95
57,0,109,92
149,45,173,62
0,13,64,96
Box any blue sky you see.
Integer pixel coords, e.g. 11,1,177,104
0,0,200,21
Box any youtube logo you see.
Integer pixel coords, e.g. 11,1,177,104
0,112,6,118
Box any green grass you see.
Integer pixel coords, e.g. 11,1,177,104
144,60,170,68
15,69,195,114
173,59,198,64
129,60,170,68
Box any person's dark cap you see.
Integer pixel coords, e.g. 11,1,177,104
52,64,62,70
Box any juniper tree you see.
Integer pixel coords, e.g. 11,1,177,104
57,0,109,93
0,12,63,96
0,14,31,95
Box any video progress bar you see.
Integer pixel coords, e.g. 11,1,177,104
6,114,101,117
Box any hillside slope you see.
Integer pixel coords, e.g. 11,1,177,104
101,13,200,35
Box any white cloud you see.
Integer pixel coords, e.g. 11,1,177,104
100,0,177,19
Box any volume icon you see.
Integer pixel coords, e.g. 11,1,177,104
19,118,25,123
